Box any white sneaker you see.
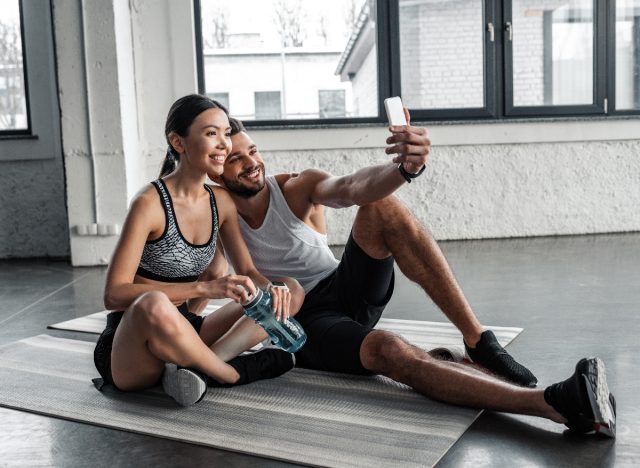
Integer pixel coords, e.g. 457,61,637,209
162,363,207,407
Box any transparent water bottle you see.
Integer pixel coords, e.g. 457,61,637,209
241,288,307,353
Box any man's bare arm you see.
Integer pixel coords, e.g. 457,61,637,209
308,164,405,208
310,120,431,208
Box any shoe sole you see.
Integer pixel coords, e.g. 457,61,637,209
582,357,616,438
162,364,207,407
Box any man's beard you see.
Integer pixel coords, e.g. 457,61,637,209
221,164,266,198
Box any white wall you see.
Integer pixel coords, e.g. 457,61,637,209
259,137,640,245
43,0,640,265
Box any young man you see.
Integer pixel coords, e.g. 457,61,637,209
209,115,616,437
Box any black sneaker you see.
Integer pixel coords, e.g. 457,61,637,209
544,357,616,438
208,348,295,387
162,363,208,407
465,330,538,387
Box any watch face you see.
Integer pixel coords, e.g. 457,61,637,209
271,281,287,288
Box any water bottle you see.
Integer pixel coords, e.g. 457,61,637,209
241,288,307,353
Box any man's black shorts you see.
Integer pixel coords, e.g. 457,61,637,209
294,232,395,374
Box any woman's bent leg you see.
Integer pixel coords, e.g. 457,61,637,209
110,291,239,391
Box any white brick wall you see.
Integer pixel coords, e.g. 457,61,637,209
260,139,640,244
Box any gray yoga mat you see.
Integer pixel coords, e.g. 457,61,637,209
2,323,522,467
48,306,518,354
48,304,224,334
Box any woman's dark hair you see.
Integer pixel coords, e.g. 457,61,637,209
159,94,229,177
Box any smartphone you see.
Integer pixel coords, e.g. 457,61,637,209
384,96,407,126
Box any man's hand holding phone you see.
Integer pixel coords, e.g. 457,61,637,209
384,96,431,181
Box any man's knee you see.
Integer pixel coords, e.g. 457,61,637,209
132,291,182,336
358,195,402,221
355,196,418,240
360,330,424,373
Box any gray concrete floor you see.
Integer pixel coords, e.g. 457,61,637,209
0,233,638,467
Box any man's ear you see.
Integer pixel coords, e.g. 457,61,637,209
168,132,184,155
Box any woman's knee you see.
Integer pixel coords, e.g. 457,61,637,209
131,291,181,334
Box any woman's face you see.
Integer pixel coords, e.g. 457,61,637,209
180,108,232,176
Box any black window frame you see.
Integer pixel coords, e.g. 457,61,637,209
194,0,640,127
0,0,32,137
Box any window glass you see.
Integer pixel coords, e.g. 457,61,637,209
512,0,594,107
615,0,640,110
318,89,346,117
399,0,485,109
207,92,230,109
200,0,378,121
0,0,28,131
254,91,282,119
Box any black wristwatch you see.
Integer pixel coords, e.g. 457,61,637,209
398,163,426,183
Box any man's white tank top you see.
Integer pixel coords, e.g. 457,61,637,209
237,175,340,292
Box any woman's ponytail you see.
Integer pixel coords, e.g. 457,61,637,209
159,146,179,178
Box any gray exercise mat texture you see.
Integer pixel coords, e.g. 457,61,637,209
48,305,223,334
4,316,522,467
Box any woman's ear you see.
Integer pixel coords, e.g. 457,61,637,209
168,132,184,155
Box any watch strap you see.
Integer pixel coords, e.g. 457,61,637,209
398,163,426,183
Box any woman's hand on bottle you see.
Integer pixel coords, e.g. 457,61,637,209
269,283,291,322
204,275,256,303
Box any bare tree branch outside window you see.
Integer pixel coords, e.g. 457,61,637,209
317,14,329,46
204,9,229,49
344,0,360,37
0,19,26,130
273,0,306,47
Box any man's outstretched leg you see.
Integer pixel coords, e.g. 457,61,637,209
361,330,616,437
352,195,537,387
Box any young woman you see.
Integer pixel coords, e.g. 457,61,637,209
93,94,304,406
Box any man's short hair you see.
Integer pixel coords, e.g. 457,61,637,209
229,117,246,136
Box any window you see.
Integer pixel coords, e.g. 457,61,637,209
196,0,378,123
615,0,640,110
207,91,230,109
399,0,485,110
0,0,29,133
318,89,346,117
512,1,594,106
254,91,282,119
195,0,640,125
1,0,61,162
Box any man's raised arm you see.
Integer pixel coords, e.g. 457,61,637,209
310,120,431,208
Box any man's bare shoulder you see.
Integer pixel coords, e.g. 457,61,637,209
276,169,332,193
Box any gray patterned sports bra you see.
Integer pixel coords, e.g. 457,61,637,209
136,179,219,283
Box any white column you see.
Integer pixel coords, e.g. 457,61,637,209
53,0,142,265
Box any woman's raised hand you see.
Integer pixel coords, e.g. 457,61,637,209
205,275,256,303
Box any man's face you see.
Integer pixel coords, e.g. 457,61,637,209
219,131,266,198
